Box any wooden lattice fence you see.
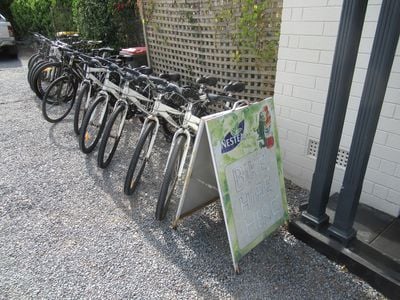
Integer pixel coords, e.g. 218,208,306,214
140,0,282,107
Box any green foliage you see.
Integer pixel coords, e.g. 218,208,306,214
9,0,143,47
72,0,144,48
10,0,75,37
72,0,111,41
142,0,278,64
236,0,278,61
214,0,279,63
51,0,75,34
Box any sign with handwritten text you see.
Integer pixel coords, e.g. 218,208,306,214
205,98,288,268
175,98,288,271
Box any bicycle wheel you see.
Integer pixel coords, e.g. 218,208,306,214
97,104,126,169
28,60,46,89
79,95,109,154
155,135,185,220
124,121,156,195
73,82,91,135
42,75,77,123
32,62,62,99
28,53,41,71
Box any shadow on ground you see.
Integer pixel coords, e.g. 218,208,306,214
0,54,22,69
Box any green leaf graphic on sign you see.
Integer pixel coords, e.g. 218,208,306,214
204,98,288,268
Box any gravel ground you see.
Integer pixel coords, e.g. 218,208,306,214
0,50,385,299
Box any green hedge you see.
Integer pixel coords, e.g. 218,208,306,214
72,0,144,48
10,0,144,48
11,0,74,37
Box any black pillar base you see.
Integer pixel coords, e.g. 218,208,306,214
304,0,368,226
301,211,329,230
289,219,400,300
329,0,400,246
327,225,357,246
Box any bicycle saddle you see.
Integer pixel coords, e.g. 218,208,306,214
124,67,141,77
224,81,246,93
88,58,102,67
159,73,181,82
196,76,218,87
164,82,184,94
148,75,168,86
136,66,152,75
109,63,120,72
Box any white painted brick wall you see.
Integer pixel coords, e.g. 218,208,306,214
275,0,400,217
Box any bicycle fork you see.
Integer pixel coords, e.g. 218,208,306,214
90,91,109,127
164,129,191,178
115,99,129,138
141,116,160,160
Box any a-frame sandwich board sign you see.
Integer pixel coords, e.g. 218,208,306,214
173,97,289,272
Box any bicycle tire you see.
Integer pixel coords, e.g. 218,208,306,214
124,121,156,195
73,82,90,135
97,104,126,169
42,75,77,123
155,135,185,220
28,60,46,89
79,95,109,154
32,61,62,99
28,53,41,71
29,56,58,85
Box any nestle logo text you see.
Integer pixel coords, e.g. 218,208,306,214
221,121,244,154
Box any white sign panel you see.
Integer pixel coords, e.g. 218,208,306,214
175,98,288,271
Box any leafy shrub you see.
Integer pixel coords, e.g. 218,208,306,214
10,0,143,47
51,0,75,34
72,0,144,48
72,0,109,41
11,0,75,37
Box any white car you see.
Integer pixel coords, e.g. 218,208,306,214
0,13,17,56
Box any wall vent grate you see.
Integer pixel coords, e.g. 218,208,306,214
307,139,349,169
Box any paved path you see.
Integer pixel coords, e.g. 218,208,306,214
0,51,383,299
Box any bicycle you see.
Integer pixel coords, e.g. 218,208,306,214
97,71,180,169
122,75,233,196
123,76,193,195
41,50,88,123
78,63,151,154
73,55,109,134
73,53,144,135
155,80,246,220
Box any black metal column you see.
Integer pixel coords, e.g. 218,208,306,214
328,0,400,243
302,1,367,228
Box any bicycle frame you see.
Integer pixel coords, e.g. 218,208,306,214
106,80,155,138
164,102,201,178
87,70,122,127
135,94,185,163
79,64,107,112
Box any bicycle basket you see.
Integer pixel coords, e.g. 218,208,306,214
192,102,208,118
163,92,186,110
109,72,121,86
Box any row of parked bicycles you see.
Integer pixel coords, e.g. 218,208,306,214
27,33,246,221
